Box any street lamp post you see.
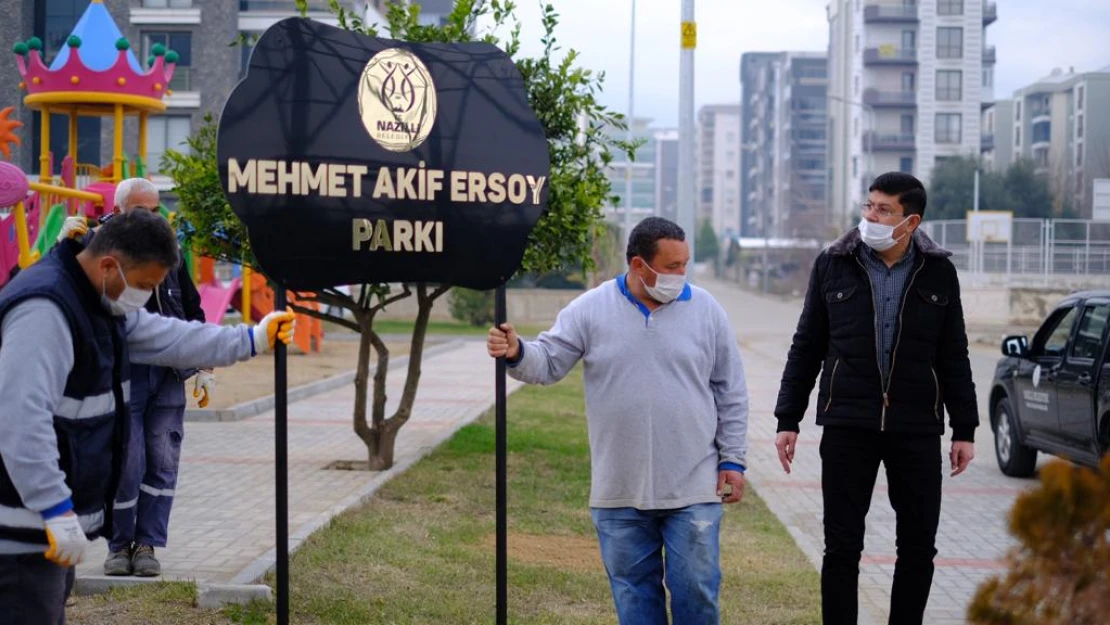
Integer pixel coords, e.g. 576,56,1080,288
623,0,637,243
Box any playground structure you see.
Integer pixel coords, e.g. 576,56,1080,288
0,0,322,352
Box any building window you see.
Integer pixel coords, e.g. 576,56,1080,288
147,116,192,174
1034,149,1049,168
1015,126,1021,147
1015,100,1022,121
982,66,993,88
143,32,193,91
1078,114,1084,138
1077,172,1083,194
900,157,913,173
1077,149,1083,167
936,27,963,59
854,34,860,52
935,113,962,144
1032,121,1051,144
937,0,963,15
44,0,86,61
854,75,860,95
142,0,194,7
901,114,915,134
936,70,962,101
1077,85,1084,110
852,157,858,177
853,117,859,137
902,72,916,92
902,30,916,51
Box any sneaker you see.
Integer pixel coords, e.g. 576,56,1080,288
131,544,161,577
104,545,134,576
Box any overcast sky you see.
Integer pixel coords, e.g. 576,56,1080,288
475,0,1110,128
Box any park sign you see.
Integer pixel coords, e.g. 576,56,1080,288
217,18,550,291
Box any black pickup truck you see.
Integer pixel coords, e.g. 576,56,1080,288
989,290,1110,477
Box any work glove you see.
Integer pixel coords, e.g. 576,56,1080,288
252,309,296,355
56,216,88,242
193,369,216,408
43,513,87,567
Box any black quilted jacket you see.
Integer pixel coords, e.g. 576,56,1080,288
774,228,979,441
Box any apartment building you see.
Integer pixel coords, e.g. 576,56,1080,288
0,0,386,205
827,0,998,227
740,51,829,239
653,128,679,223
696,104,742,238
980,98,1012,172
986,66,1110,215
605,116,657,229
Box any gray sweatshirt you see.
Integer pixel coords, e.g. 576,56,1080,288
0,299,254,554
508,276,749,510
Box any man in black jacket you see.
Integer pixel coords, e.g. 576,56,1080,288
774,172,977,625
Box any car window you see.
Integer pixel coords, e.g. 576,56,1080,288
1070,305,1110,361
1036,306,1078,357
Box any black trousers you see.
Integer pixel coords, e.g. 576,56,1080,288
0,553,75,625
819,426,942,625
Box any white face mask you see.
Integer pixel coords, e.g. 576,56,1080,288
639,261,686,304
858,217,910,252
101,262,152,316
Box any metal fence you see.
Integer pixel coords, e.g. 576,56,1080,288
920,218,1110,288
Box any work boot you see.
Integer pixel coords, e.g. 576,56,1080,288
131,544,161,577
103,544,134,576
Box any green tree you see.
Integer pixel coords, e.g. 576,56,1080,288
695,219,719,263
925,155,982,220
448,288,495,327
1003,158,1053,219
163,0,633,470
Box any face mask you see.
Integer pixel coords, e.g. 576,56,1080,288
639,261,686,304
858,217,910,252
101,262,152,316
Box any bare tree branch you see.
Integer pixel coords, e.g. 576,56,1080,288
369,284,413,314
289,302,360,332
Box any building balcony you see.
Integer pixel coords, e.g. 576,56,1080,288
862,89,916,108
863,3,918,23
983,46,996,65
981,134,994,151
983,1,998,26
239,0,330,10
863,47,917,66
863,132,915,151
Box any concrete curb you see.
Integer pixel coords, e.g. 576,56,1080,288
74,576,272,609
228,373,519,587
183,338,466,423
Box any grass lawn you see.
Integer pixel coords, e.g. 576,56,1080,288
70,369,820,624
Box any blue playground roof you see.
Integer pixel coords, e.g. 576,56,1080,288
50,1,143,73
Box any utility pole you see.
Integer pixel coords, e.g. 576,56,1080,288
678,0,697,275
623,0,637,243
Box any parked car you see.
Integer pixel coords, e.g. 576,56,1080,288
989,290,1110,477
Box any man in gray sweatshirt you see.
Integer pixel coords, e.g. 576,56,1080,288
0,210,294,623
487,216,749,625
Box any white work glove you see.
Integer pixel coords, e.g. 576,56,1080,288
56,216,88,242
193,369,215,408
43,513,87,567
252,308,296,355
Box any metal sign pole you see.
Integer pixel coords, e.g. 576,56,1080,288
274,288,290,625
495,285,508,624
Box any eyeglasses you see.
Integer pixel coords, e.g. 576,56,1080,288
861,202,904,219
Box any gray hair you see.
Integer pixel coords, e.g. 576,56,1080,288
114,178,160,212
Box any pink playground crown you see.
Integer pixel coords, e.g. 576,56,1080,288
12,33,177,105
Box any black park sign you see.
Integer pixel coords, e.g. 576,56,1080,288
217,18,550,291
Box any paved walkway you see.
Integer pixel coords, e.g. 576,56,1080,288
701,277,1041,625
76,340,520,585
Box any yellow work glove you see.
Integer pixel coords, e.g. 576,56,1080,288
252,309,296,355
43,513,87,567
56,216,88,242
193,369,215,408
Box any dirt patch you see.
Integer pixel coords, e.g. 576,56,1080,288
192,337,411,411
482,533,602,573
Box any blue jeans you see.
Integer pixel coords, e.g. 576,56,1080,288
591,503,723,625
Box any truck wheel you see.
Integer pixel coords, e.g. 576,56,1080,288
994,397,1037,477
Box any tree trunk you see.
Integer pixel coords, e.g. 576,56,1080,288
351,309,375,450
364,284,449,470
